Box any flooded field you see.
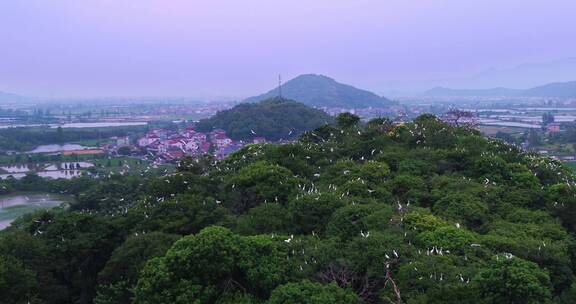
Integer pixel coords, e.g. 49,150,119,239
56,122,148,128
43,162,94,170
0,171,85,180
0,162,94,180
0,193,72,229
27,144,94,154
0,164,32,173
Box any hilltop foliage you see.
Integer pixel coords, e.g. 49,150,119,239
2,113,576,304
196,97,332,141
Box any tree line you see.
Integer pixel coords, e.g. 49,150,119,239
0,126,145,152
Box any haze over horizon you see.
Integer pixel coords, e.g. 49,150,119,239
1,0,575,99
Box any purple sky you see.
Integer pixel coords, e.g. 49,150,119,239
1,0,575,98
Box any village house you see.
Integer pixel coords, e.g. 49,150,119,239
212,135,232,148
115,136,130,146
546,123,561,133
252,137,266,144
210,129,233,148
138,135,160,147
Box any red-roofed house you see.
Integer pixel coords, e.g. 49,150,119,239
547,123,561,133
184,140,199,152
212,134,233,148
199,142,212,153
165,149,185,160
138,135,159,147
253,137,266,144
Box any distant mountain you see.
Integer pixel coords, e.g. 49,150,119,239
425,80,576,98
468,58,576,89
379,58,576,96
425,87,522,97
244,74,395,108
0,91,27,103
196,97,333,141
521,81,576,98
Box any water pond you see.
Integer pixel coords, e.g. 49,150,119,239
0,193,72,229
27,144,94,154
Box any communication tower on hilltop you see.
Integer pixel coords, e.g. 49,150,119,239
278,74,282,98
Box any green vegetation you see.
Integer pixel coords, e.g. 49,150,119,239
90,157,169,175
564,162,576,171
196,97,333,141
73,139,114,147
0,201,63,224
0,126,146,152
2,113,576,303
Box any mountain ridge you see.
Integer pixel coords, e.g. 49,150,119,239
425,80,576,98
425,86,523,97
0,91,28,103
244,74,396,108
522,81,576,98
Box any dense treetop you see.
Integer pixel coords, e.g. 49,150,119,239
2,113,576,303
196,97,333,141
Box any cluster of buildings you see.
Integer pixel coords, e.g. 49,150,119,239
137,126,265,162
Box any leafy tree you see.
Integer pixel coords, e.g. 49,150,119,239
433,193,488,229
130,194,228,235
224,161,301,212
542,112,555,125
387,174,428,205
397,255,480,304
527,129,541,148
495,131,516,144
335,113,360,129
19,211,124,304
418,226,478,252
177,154,217,175
0,254,40,304
267,280,358,304
288,193,346,234
360,160,391,184
476,257,552,304
117,146,132,156
326,204,393,240
134,227,295,303
236,203,289,235
95,232,179,304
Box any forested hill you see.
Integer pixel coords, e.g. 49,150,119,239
244,74,396,108
195,97,333,141
3,113,576,303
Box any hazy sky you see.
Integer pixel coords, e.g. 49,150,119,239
1,0,575,98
